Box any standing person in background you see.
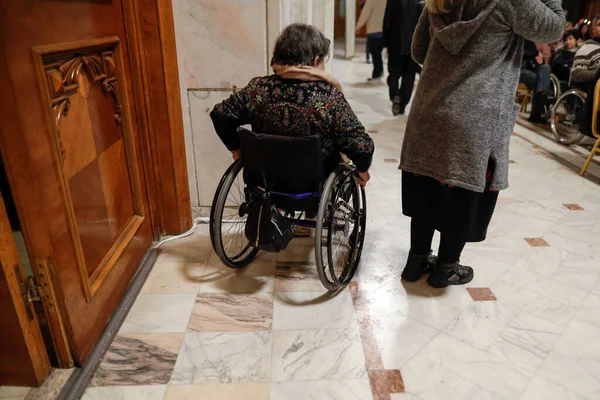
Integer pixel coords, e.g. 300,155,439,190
399,0,564,288
356,0,388,82
383,0,424,116
359,0,371,63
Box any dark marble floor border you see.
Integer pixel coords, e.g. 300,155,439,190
57,248,159,400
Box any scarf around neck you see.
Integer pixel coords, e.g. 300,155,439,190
271,64,344,93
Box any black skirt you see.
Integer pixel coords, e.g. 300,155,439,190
401,171,499,243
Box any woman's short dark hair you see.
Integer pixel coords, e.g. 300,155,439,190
271,23,331,67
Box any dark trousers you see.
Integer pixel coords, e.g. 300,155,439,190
410,219,466,264
520,65,551,117
387,53,418,105
367,34,384,78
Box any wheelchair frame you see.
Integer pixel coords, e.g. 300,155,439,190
209,158,367,292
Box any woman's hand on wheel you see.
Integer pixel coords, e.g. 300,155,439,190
231,150,242,161
356,171,370,187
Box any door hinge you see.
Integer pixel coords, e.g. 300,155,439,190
15,265,44,321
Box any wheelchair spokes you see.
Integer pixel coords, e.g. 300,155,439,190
316,166,366,291
210,160,259,268
551,90,586,145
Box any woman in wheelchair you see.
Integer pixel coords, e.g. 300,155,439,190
208,23,375,291
210,23,374,185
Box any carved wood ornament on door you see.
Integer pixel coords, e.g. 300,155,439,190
46,50,122,160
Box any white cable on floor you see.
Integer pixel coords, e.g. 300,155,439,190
151,216,210,249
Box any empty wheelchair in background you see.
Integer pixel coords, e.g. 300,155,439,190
209,127,367,291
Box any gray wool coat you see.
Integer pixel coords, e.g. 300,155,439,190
400,0,565,192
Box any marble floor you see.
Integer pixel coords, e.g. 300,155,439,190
3,55,600,400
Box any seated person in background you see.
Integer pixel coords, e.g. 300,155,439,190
571,15,600,84
520,40,552,123
578,20,591,46
210,23,375,188
551,30,580,83
536,42,556,65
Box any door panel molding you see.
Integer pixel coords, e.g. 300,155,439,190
32,37,146,301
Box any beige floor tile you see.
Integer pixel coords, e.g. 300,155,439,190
141,262,205,294
187,293,273,332
164,383,269,400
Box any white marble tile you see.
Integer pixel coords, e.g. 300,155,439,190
120,294,197,334
400,349,503,400
445,302,515,350
364,282,464,332
551,252,600,292
171,332,272,384
374,317,439,369
544,224,600,259
488,311,563,377
538,350,600,399
593,276,600,297
553,318,600,361
141,262,205,294
461,256,513,288
164,383,269,399
502,264,585,307
270,380,373,400
390,395,425,400
511,247,567,278
464,234,532,264
271,329,366,382
414,333,531,399
575,293,600,328
491,280,576,327
82,386,167,400
272,291,357,330
558,206,600,232
518,376,590,400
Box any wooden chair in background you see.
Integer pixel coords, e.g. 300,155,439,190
581,79,600,176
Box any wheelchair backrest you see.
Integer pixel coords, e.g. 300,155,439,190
238,127,324,195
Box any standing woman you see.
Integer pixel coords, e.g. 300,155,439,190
400,0,565,288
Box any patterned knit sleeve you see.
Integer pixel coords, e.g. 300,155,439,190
209,79,257,151
329,89,375,172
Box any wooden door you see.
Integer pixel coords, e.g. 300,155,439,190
334,0,346,38
0,1,153,365
0,195,52,386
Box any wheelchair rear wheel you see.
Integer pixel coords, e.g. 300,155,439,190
315,165,367,291
550,89,586,145
210,159,259,268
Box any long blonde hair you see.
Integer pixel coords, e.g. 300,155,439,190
426,0,460,14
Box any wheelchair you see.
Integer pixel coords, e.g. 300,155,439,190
209,127,367,292
549,77,586,145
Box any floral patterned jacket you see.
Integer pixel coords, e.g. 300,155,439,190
210,75,375,172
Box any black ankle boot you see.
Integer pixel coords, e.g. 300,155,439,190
401,251,437,282
426,261,474,288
